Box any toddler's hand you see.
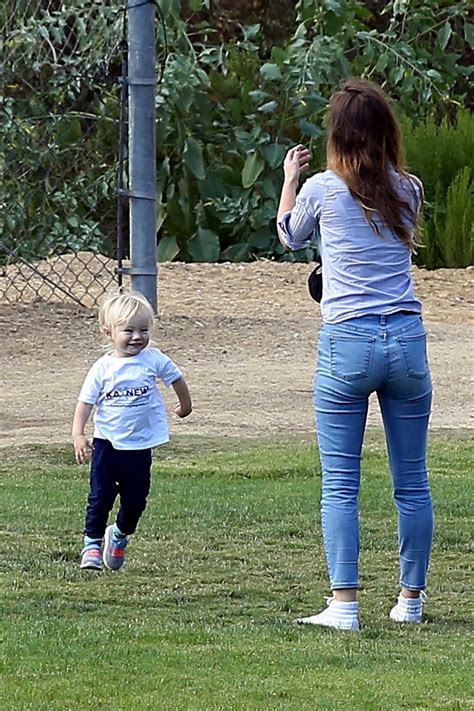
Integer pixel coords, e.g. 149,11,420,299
174,403,192,418
74,435,94,465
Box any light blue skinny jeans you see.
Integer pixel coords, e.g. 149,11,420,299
315,312,434,591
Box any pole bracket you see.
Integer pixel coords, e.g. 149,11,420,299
127,76,156,86
115,266,157,276
117,188,156,201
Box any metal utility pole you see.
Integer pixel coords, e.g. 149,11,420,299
126,0,157,310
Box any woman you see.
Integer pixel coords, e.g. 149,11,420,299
277,79,433,631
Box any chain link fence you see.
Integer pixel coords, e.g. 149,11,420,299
1,0,131,307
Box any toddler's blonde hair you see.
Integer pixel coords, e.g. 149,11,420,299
99,291,154,335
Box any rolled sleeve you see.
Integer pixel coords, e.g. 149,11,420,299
409,174,424,215
278,204,314,250
277,173,325,250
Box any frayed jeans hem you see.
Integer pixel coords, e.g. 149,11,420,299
399,582,427,591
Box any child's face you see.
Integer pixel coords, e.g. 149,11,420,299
107,312,151,357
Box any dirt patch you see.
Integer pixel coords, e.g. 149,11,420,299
1,261,473,447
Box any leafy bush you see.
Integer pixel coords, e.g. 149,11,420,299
402,111,474,268
1,0,473,268
436,167,473,268
154,1,473,267
1,0,123,264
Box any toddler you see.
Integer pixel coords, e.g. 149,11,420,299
72,291,192,570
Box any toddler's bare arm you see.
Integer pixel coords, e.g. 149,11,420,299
171,378,192,418
72,401,94,464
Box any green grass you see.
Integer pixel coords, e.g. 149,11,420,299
0,433,473,710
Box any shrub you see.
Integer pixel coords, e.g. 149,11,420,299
402,111,474,268
436,167,473,268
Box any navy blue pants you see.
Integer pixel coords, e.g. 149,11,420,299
84,438,152,539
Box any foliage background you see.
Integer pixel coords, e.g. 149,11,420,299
1,0,473,268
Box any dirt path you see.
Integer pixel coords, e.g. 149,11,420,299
1,261,472,447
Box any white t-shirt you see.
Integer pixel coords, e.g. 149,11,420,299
78,348,183,450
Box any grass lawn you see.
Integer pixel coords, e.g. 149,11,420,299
0,432,472,710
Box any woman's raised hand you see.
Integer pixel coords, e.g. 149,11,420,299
283,144,311,182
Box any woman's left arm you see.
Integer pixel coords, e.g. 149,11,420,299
276,145,316,250
277,145,310,221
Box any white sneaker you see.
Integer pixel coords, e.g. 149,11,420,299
295,597,360,632
389,591,427,623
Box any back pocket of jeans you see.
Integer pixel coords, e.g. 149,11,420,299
329,335,375,381
396,333,428,379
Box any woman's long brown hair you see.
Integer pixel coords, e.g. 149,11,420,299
326,79,420,248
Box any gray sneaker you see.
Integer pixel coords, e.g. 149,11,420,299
80,546,102,570
103,525,128,571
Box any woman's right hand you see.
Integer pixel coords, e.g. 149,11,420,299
283,144,311,182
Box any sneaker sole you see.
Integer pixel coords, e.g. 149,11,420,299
80,560,102,570
295,618,360,632
389,614,422,623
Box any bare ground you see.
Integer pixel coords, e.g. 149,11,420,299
1,261,473,447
